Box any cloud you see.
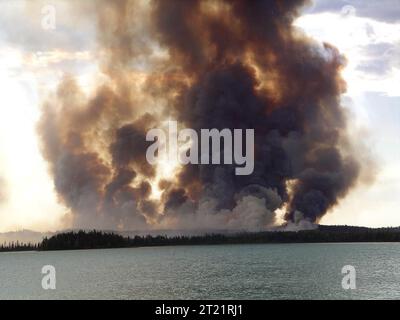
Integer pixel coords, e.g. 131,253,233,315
356,42,400,76
296,6,400,96
306,0,400,23
0,1,96,52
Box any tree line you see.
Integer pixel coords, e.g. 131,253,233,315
2,226,400,252
0,241,39,252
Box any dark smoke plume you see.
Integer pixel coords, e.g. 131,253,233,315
38,0,369,230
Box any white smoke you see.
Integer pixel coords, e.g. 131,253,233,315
160,187,282,231
283,210,318,231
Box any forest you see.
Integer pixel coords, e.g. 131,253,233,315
2,225,400,252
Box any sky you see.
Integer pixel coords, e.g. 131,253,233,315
0,0,399,232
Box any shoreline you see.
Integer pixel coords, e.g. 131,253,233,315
3,226,400,253
2,241,400,254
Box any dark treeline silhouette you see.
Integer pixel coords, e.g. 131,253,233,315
0,241,38,252
41,230,129,250
3,226,400,252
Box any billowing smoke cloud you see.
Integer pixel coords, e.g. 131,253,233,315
38,0,369,230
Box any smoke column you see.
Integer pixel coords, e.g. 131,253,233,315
38,0,368,231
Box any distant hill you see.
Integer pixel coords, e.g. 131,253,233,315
0,230,54,245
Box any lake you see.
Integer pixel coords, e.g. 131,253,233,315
0,243,399,299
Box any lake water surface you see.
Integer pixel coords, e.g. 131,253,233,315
1,243,399,299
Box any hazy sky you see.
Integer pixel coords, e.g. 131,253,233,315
0,0,399,231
